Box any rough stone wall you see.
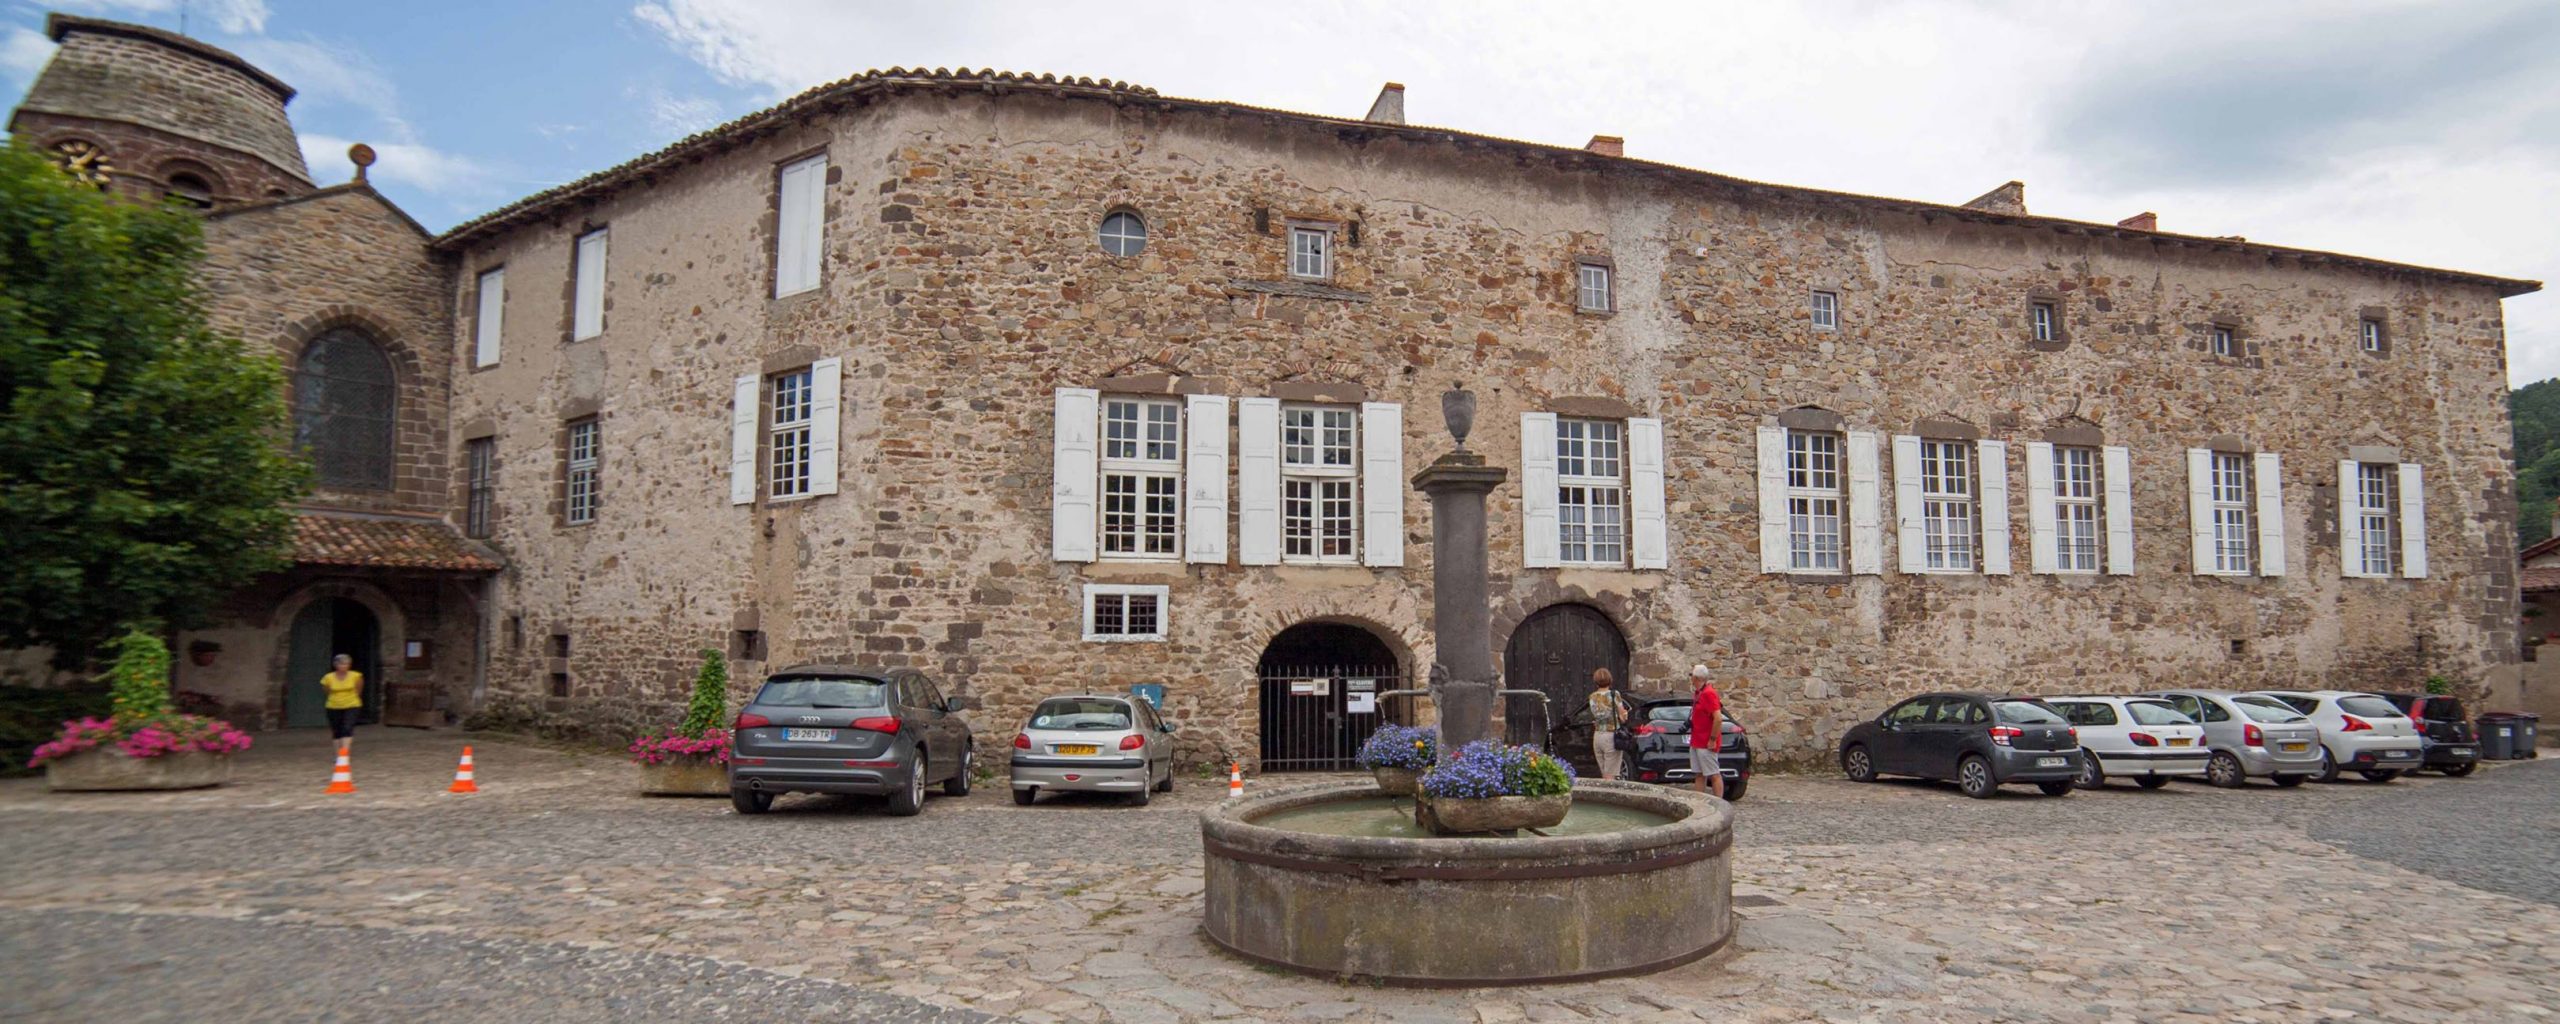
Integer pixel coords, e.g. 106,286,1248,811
10,24,309,190
448,90,2521,764
172,569,479,730
8,109,312,205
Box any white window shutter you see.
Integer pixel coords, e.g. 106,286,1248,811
1236,397,1282,566
776,155,825,297
1978,439,2011,575
2102,446,2134,575
1050,388,1099,562
2398,463,2427,578
1848,429,1882,575
1627,417,1669,570
1360,402,1404,567
2024,441,2058,574
806,356,841,496
1184,395,1230,564
1521,413,1561,568
474,268,504,367
2186,449,2214,575
573,230,607,340
1755,426,1788,573
728,374,759,506
1893,435,1924,574
2338,460,2367,578
2255,452,2286,576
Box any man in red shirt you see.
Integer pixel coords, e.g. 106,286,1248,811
1687,664,1726,799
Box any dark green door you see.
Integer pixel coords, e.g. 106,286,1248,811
283,599,382,727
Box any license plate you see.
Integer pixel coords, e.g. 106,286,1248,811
2450,748,2473,757
2037,757,2067,768
2381,749,2413,758
1055,744,1099,756
2280,742,2309,753
783,728,834,742
2167,738,2191,747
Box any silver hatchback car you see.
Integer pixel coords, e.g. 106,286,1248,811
2258,690,2423,782
2146,689,2324,787
1010,695,1177,806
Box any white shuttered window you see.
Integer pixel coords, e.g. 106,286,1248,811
1555,418,1627,566
1360,403,1405,567
1280,404,1358,563
1101,397,1182,559
775,154,826,297
1785,430,1844,571
473,268,504,367
1919,440,1976,571
1051,389,1100,561
2052,445,2101,572
572,229,607,340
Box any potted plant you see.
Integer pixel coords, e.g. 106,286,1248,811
32,629,253,791
1355,723,1437,795
630,648,733,796
1414,739,1576,834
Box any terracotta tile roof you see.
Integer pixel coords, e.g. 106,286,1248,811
2521,535,2560,564
429,69,2539,297
293,511,502,573
2524,566,2560,594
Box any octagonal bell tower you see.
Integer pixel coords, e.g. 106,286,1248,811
6,13,314,207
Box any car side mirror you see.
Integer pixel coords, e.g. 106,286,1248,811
1161,724,1178,734
945,697,971,713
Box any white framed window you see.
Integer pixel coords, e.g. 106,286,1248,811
1099,210,1147,257
564,418,599,525
473,267,504,367
2211,325,2237,358
775,153,827,298
1100,397,1181,558
1280,405,1357,563
1289,225,1332,280
1082,584,1168,642
2031,302,2057,343
2356,463,2397,576
1810,290,1838,331
769,368,814,498
572,228,607,341
2051,445,2099,572
1556,418,1627,566
1575,261,1612,312
1920,440,1976,571
2360,318,2385,353
1784,431,1844,571
2210,452,2252,573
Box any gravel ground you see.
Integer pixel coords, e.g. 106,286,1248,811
2310,755,2560,907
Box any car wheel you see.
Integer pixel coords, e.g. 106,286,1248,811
1153,760,1174,793
2075,755,2106,790
2135,776,2170,790
2206,751,2246,788
2359,770,2401,784
887,755,926,816
2313,749,2340,784
1011,786,1036,806
1958,756,1997,799
1723,776,1747,802
731,788,772,815
1128,783,1151,807
2036,781,2074,797
2270,774,2307,788
1842,745,1877,783
2442,762,2477,778
943,744,973,797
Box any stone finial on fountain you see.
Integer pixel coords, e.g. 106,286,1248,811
1442,387,1477,449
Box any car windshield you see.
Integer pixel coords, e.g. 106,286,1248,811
2336,696,2404,719
1992,701,2067,725
755,678,888,708
2232,697,2307,723
1645,704,1693,726
2125,701,2194,726
1030,699,1133,730
2422,698,2468,721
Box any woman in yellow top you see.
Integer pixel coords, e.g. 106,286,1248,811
321,654,363,754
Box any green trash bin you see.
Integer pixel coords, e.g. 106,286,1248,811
2475,713,2520,760
2513,713,2540,758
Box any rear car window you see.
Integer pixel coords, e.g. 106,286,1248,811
2268,694,2316,714
1992,701,2066,725
2052,702,2116,726
755,678,889,708
1645,704,1693,726
2232,697,2307,723
2421,698,2467,721
1031,699,1133,730
2125,701,2193,726
2336,696,2403,719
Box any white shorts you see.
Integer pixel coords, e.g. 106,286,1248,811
1689,745,1718,775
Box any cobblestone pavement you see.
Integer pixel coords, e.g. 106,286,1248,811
5,728,2556,1023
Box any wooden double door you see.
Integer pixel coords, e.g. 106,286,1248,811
1502,604,1630,774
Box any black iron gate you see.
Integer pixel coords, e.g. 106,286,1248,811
1257,662,1404,771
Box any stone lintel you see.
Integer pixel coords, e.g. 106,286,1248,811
1270,380,1368,403
2348,445,2403,464
1549,396,1638,419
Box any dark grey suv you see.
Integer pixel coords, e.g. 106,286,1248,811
728,665,975,816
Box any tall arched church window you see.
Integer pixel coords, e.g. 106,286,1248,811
295,329,397,489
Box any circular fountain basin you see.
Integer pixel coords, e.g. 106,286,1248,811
1201,779,1732,986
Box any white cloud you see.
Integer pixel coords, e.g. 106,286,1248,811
1,26,53,83
299,132,492,196
634,85,723,139
629,0,2557,383
228,35,403,128
52,0,269,34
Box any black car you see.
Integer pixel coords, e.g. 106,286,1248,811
1838,692,2084,798
1609,695,1753,800
728,664,977,816
2376,692,2481,776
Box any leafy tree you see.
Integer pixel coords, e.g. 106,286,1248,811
0,143,307,665
680,648,729,738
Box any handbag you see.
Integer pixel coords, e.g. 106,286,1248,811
1606,692,1636,751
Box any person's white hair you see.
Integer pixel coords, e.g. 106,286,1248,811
1689,664,1710,678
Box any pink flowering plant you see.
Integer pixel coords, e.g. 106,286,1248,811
628,728,732,766
629,648,734,766
26,630,254,769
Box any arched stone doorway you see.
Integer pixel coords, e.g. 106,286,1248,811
1257,621,1404,771
283,598,382,727
1502,603,1630,774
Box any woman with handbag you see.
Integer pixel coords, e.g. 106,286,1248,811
1587,668,1633,781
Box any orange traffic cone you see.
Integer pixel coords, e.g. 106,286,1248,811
324,750,355,794
1227,761,1243,799
446,745,479,794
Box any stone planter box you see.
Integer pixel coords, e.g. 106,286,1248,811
46,748,232,792
1415,791,1571,834
1371,767,1421,795
637,759,729,796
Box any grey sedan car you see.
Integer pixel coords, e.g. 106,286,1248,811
728,665,976,816
2146,689,2324,787
1010,694,1177,806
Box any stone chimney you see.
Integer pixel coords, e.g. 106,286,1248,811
1961,181,2027,215
1585,135,1624,157
2117,211,2158,232
1363,82,1405,125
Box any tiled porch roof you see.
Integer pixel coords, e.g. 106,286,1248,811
2522,566,2560,595
293,510,502,573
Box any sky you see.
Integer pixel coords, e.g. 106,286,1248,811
5,0,2556,384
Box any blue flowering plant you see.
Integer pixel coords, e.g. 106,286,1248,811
1355,724,1438,771
1417,740,1577,799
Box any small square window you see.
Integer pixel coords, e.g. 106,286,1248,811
550,633,571,658
732,629,766,661
1289,226,1332,280
2360,318,2385,353
1810,290,1838,331
1083,584,1169,642
2030,302,2057,343
2211,326,2237,358
1575,262,1612,312
506,615,523,651
550,672,571,698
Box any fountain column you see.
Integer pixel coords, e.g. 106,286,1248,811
1411,389,1507,750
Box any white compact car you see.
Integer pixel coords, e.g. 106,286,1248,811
2256,690,2423,783
2044,695,2211,789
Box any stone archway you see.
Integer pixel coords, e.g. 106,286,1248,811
266,580,408,729
1255,620,1405,771
283,598,382,727
1502,603,1631,773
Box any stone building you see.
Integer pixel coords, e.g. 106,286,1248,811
10,18,2541,767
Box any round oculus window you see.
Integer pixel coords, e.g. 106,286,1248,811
1099,211,1147,257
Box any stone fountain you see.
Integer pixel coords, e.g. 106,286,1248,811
1199,388,1733,985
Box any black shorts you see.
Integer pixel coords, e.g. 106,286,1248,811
326,708,358,739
